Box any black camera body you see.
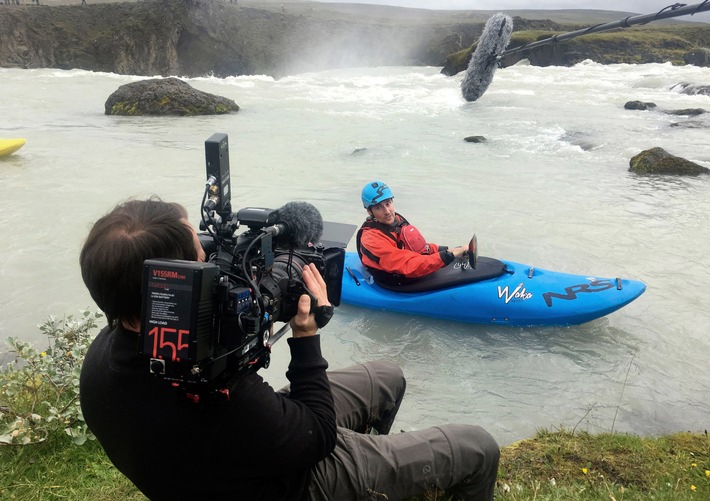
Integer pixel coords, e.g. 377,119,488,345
138,133,354,397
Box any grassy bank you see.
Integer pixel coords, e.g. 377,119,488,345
1,315,708,499
497,429,709,500
1,438,145,501
443,23,710,75
1,428,708,500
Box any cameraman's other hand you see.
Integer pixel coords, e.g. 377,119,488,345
290,263,331,338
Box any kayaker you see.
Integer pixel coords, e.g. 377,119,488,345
357,180,467,284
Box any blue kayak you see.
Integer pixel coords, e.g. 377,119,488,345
340,252,646,326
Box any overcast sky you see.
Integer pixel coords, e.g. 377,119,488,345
314,0,710,21
314,0,699,12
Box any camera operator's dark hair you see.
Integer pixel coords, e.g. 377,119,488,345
80,197,198,328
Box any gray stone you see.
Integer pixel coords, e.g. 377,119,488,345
624,100,657,111
629,147,709,176
104,77,239,116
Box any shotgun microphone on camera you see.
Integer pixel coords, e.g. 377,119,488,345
263,201,324,248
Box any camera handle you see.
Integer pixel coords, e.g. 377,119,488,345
268,323,291,348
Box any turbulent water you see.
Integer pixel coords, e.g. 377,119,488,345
1,62,709,445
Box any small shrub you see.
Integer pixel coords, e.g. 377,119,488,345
0,310,103,446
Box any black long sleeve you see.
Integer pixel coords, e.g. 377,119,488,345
80,326,336,500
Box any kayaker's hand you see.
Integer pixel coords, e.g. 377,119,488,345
449,246,467,259
290,263,332,338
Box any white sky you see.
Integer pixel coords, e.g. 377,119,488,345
313,0,702,12
313,0,710,21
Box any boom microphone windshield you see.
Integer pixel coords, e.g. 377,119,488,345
461,12,513,103
462,1,710,102
268,201,324,248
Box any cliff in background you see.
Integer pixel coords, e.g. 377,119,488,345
0,0,490,77
443,24,710,76
0,0,708,78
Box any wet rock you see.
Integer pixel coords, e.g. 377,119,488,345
624,100,657,111
464,135,487,143
105,77,239,116
669,121,706,129
629,147,709,176
561,131,598,151
670,82,710,96
664,108,706,116
683,48,710,67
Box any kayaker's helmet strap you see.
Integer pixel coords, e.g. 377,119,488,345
362,181,394,208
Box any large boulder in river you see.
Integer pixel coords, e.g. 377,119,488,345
105,77,239,116
629,147,709,176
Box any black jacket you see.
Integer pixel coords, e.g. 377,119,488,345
80,325,336,500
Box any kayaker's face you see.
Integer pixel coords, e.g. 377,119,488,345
368,198,396,225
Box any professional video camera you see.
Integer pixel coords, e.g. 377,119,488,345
137,133,355,399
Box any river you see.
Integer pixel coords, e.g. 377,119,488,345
1,62,709,445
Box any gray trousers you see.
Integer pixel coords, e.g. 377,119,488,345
306,361,499,501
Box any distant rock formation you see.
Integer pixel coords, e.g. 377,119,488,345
671,82,710,96
2,0,707,79
629,147,709,176
0,0,486,78
443,25,710,77
104,78,239,116
683,48,710,67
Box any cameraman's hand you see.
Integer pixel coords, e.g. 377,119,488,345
290,263,331,338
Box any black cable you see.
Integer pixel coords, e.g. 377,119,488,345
648,3,688,25
200,182,243,265
496,1,710,61
242,233,267,334
692,0,709,15
200,184,225,250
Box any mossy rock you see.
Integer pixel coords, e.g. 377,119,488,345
629,147,709,176
104,77,239,116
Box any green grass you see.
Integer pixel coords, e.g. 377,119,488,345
444,23,710,75
497,429,710,500
2,429,708,500
506,28,700,65
0,437,145,500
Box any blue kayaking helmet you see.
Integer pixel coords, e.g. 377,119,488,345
362,181,394,208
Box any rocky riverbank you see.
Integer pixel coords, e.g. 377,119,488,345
0,0,489,77
1,0,708,78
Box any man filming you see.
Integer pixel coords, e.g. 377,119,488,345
79,196,499,500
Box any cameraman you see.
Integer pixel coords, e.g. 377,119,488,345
79,197,499,501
